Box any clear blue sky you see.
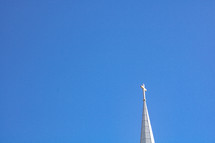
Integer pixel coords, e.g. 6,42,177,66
0,0,215,143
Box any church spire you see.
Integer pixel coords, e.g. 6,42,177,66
140,84,155,143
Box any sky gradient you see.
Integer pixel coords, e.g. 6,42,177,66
0,0,215,143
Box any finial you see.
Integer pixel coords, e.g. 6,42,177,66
140,84,147,101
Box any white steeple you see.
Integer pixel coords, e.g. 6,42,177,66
140,84,155,143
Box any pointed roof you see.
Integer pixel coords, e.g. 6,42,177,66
140,84,155,143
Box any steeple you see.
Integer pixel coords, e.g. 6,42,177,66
140,84,155,143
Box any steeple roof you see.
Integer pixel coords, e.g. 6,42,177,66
140,84,155,143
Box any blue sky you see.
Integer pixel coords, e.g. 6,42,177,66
0,0,215,142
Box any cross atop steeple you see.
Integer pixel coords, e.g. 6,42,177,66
141,84,147,101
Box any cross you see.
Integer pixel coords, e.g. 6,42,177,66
140,84,147,101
